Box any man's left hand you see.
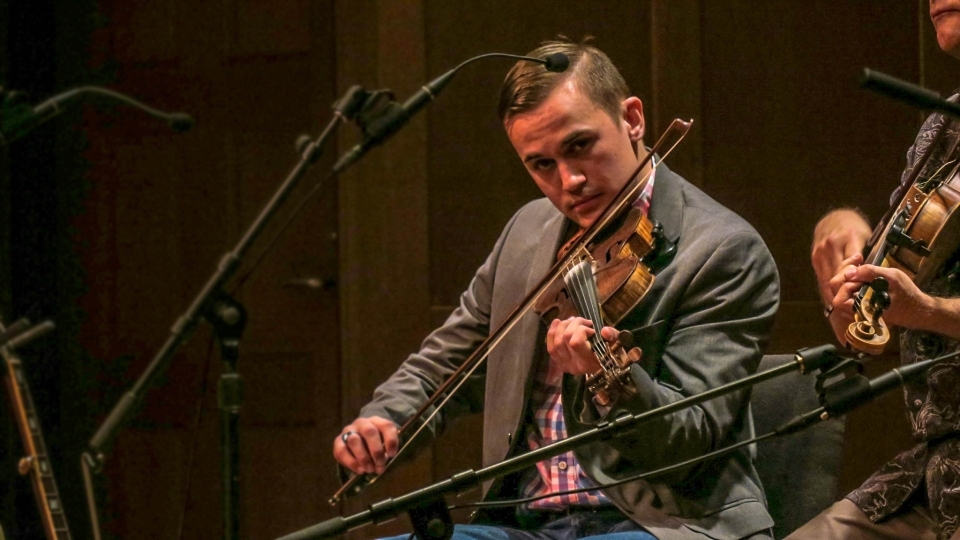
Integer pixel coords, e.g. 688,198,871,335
546,317,619,375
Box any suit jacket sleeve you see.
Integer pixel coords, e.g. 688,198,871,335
355,209,526,446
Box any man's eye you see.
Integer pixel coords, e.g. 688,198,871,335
534,159,555,171
570,138,592,153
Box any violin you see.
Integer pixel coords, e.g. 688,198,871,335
533,205,673,405
846,120,960,355
328,118,693,505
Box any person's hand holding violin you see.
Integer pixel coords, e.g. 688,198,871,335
832,262,960,340
546,317,620,375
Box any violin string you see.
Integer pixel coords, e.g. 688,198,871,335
587,266,617,372
919,158,958,192
563,258,614,373
580,263,615,371
585,260,618,371
562,263,591,343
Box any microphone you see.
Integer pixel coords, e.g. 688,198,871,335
861,68,960,120
0,86,194,146
332,52,570,174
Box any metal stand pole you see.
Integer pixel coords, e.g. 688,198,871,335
208,293,248,540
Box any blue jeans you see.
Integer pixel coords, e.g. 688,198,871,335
381,508,657,540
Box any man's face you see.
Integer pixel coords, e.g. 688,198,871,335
505,79,646,229
931,0,960,59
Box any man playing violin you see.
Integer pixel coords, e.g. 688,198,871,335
796,1,960,539
334,37,779,540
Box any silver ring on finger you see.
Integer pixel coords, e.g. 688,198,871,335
341,431,357,444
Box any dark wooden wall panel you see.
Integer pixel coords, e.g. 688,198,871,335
243,427,325,537
72,1,341,539
701,0,920,302
111,430,188,540
649,0,702,185
226,0,312,56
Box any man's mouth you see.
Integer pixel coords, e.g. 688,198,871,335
932,6,960,20
571,194,601,212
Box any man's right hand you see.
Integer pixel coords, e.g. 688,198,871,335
333,416,399,475
811,209,872,307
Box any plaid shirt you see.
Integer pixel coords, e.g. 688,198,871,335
521,359,611,510
520,171,655,511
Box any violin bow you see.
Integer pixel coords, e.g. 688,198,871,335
329,118,693,505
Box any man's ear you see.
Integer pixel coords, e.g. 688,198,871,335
622,97,645,142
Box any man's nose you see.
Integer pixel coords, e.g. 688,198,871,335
559,162,586,192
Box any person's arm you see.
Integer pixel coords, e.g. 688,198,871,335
331,206,525,473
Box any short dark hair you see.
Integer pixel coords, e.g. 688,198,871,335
498,37,630,125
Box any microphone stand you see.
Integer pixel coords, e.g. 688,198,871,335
80,84,371,540
460,348,960,515
276,345,848,540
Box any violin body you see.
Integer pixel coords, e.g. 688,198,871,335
533,207,669,406
889,175,960,284
534,207,657,325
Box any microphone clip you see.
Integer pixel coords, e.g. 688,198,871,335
0,88,34,145
793,343,870,413
348,88,399,138
814,355,864,394
815,357,866,410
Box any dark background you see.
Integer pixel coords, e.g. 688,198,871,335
0,1,954,539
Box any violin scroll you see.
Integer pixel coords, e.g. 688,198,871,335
844,277,891,355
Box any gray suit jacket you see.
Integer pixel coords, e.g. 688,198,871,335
360,165,780,540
